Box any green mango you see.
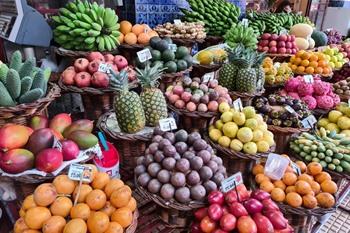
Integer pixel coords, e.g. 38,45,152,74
67,130,98,150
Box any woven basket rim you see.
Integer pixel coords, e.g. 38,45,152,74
229,89,265,99
54,46,118,56
162,37,206,44
266,53,293,57
161,67,193,79
167,103,218,118
119,43,145,50
268,124,310,134
293,71,333,78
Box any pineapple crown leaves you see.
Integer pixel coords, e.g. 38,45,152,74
109,69,130,93
136,63,166,89
253,52,267,67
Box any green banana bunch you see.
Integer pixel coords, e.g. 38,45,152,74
180,0,241,36
224,23,258,50
52,0,120,51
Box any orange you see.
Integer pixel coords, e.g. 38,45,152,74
309,54,318,62
296,161,307,173
92,172,110,190
307,162,323,176
73,184,93,203
118,33,124,44
64,218,87,233
285,166,295,174
295,180,312,195
298,173,314,184
120,20,132,35
296,50,305,58
320,180,338,194
315,172,331,184
260,181,275,193
53,175,76,195
22,194,36,211
301,59,310,67
290,56,296,63
309,61,318,68
86,189,107,210
105,222,123,233
252,164,264,175
19,208,26,217
105,179,125,198
70,203,91,220
50,196,73,217
294,57,302,65
282,172,298,186
323,67,331,75
87,211,110,233
148,30,159,38
274,180,287,190
301,52,311,60
317,53,326,61
305,67,314,74
285,186,296,193
131,24,145,36
285,192,303,208
101,201,117,217
22,230,41,233
315,67,323,74
303,194,318,209
310,181,321,194
137,32,150,45
24,206,51,230
291,64,298,71
33,183,57,207
126,197,137,212
111,207,133,228
42,215,66,233
124,32,138,45
296,66,305,73
270,188,286,202
14,218,29,233
318,60,327,67
110,186,132,208
316,192,335,208
255,174,270,184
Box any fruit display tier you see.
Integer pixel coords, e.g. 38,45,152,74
159,67,193,92
55,46,119,57
0,83,60,127
229,89,265,106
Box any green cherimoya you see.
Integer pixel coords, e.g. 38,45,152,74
19,88,43,104
9,50,22,71
0,82,15,107
6,69,21,100
0,63,9,84
20,76,33,95
31,70,47,96
18,58,35,78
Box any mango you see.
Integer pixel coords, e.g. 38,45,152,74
63,119,94,138
0,149,34,174
49,113,72,134
50,129,64,140
0,125,30,150
67,130,98,149
30,115,49,130
26,128,54,155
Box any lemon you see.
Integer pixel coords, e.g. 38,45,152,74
243,142,258,155
328,110,342,123
245,118,258,130
197,51,213,65
237,127,253,143
219,102,230,113
243,106,256,119
222,122,238,138
257,141,270,153
263,135,275,146
221,111,234,123
232,112,246,126
215,120,224,130
318,118,330,127
337,116,350,130
230,139,243,152
209,129,222,142
218,136,231,148
252,129,264,142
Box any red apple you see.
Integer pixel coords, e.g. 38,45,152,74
278,47,287,54
269,41,277,47
87,52,105,62
269,47,277,54
114,55,128,70
286,48,292,54
278,35,287,42
74,72,91,87
271,34,279,40
277,41,286,48
104,54,114,62
261,33,271,40
259,40,269,47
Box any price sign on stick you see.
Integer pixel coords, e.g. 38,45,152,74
52,136,62,151
242,18,249,27
68,164,93,183
174,19,182,25
284,105,296,114
98,63,112,73
233,98,243,112
301,115,317,128
137,49,152,63
202,72,215,83
168,43,177,52
221,172,243,193
159,118,177,132
290,161,301,176
304,75,314,84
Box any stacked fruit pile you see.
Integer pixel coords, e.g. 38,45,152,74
195,47,227,65
208,104,275,155
253,94,311,127
288,50,332,76
281,76,340,110
321,46,348,70
135,129,227,203
192,185,293,233
136,37,193,73
333,78,350,96
165,77,232,113
218,45,265,93
224,23,258,50
119,21,158,46
332,42,350,59
181,0,240,36
0,51,50,107
253,159,337,209
332,63,350,82
290,130,350,173
0,114,97,174
60,52,132,88
289,24,315,50
317,105,350,134
14,171,137,233
257,33,298,54
324,29,342,45
263,58,293,86
52,0,120,51
154,22,206,40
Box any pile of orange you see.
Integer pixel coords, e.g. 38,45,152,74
119,20,159,45
288,50,332,76
14,164,137,233
253,157,337,209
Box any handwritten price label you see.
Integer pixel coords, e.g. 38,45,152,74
221,172,243,193
159,118,177,132
202,72,215,83
233,98,243,112
284,105,296,114
98,63,112,73
242,18,249,27
301,115,317,128
137,49,152,63
174,19,182,25
168,43,177,52
68,164,93,183
304,75,314,83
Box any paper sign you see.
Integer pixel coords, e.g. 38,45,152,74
301,115,317,128
68,164,93,182
274,62,281,69
98,63,112,73
304,75,314,83
52,136,62,151
174,19,182,25
159,118,177,132
290,161,301,176
221,172,243,193
284,105,296,114
202,72,215,83
242,18,249,27
233,98,243,112
279,29,288,35
137,49,152,63
168,43,177,52
264,153,290,180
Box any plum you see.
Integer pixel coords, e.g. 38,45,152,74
135,165,146,176
183,151,195,160
203,180,217,193
136,156,145,165
148,143,159,154
157,169,171,183
188,132,201,145
152,135,163,143
199,166,213,181
144,154,154,166
190,157,203,171
212,172,225,186
148,162,162,177
162,157,176,170
193,139,207,151
138,173,151,187
207,160,219,173
171,172,186,187
175,129,188,142
191,185,206,201
176,158,190,173
160,183,175,200
163,145,177,157
175,142,188,154
163,132,175,144
197,150,211,163
158,139,171,150
148,179,162,193
175,187,191,203
154,151,165,163
187,170,200,186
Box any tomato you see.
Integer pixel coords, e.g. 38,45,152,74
200,216,217,233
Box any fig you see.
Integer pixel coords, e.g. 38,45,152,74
212,156,223,165
160,184,175,200
174,153,181,160
148,143,159,154
190,157,203,171
157,169,171,183
188,132,201,145
135,165,146,176
193,139,207,151
171,172,186,187
163,145,177,157
175,187,191,203
175,130,188,142
174,142,188,154
191,185,206,201
200,166,213,181
203,180,217,193
176,158,190,173
158,139,171,150
162,157,176,170
154,151,165,163
163,132,175,144
187,170,201,186
138,173,151,187
197,150,211,163
148,162,162,177
147,179,162,193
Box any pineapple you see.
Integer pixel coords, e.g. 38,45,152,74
253,52,266,91
136,63,168,126
110,70,146,133
236,50,257,93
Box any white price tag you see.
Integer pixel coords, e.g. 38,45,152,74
291,161,301,176
279,29,288,35
242,18,249,27
301,115,317,128
168,43,177,52
273,62,281,69
202,72,215,83
233,98,243,112
284,105,296,114
137,49,152,63
174,19,182,25
304,75,314,83
159,118,177,132
221,172,243,193
52,136,62,151
98,63,112,73
68,164,93,182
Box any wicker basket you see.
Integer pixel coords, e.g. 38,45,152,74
159,67,192,92
54,47,118,57
311,108,330,118
266,53,292,63
118,43,145,66
229,89,265,106
191,63,222,78
198,36,224,50
126,209,139,233
97,111,153,179
0,83,61,127
168,38,205,54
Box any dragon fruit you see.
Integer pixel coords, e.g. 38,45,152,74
297,82,314,97
313,80,331,96
287,92,300,99
301,95,317,109
328,92,340,105
316,95,334,109
285,78,301,92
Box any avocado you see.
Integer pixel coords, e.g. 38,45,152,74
177,60,188,72
176,46,189,59
151,50,162,61
162,49,175,62
150,36,162,49
156,40,169,52
163,37,173,45
164,61,177,73
151,60,164,68
183,55,193,68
